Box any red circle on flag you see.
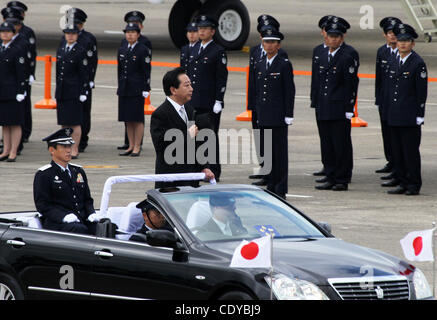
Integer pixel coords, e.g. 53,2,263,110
241,242,259,260
413,236,423,256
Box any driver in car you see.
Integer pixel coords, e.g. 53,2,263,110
198,193,248,237
129,198,173,242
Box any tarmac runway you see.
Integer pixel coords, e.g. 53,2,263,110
1,0,437,291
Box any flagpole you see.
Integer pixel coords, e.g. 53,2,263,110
433,222,436,298
270,232,274,301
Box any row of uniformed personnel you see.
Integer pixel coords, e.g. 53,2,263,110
0,1,36,162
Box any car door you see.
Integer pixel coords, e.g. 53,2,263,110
90,236,206,300
0,225,96,299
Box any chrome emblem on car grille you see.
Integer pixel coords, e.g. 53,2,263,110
375,286,384,299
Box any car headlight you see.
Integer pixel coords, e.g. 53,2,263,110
413,268,433,299
265,273,329,300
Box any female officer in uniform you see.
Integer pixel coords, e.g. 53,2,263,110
0,21,27,162
117,22,151,157
55,24,88,159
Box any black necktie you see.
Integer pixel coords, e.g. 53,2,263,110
328,53,333,63
66,46,70,53
400,59,404,67
261,51,266,59
199,46,204,55
128,46,133,52
0,45,5,53
266,61,271,70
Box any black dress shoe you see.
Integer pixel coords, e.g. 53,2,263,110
252,178,268,186
130,151,141,157
332,183,348,191
313,169,326,176
117,144,129,150
315,177,328,183
0,154,10,161
405,190,420,196
249,174,264,180
381,179,400,187
375,164,393,173
6,157,16,162
387,186,407,194
119,150,133,156
381,173,395,180
315,182,334,190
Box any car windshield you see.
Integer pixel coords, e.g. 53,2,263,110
163,190,325,242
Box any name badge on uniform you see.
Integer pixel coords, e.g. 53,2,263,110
270,73,281,76
76,173,84,183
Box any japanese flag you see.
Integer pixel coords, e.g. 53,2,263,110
230,236,272,268
400,229,434,262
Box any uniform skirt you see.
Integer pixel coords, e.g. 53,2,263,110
0,100,24,126
57,99,83,126
118,96,145,123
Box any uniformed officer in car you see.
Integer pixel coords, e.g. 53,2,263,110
385,24,427,196
117,22,151,157
248,28,295,199
62,8,98,153
375,17,402,182
118,10,152,151
179,21,199,73
5,1,36,144
248,15,288,187
0,21,27,162
187,15,228,181
313,22,356,191
33,128,99,234
55,24,89,159
129,199,173,243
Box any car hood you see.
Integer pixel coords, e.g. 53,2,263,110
204,238,413,285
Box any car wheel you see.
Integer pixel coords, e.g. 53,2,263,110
218,290,253,300
200,0,250,50
168,0,202,48
0,273,24,300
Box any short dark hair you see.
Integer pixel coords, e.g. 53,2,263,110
163,67,187,96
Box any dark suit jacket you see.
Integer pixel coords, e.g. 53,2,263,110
0,38,27,100
249,53,295,127
197,216,248,237
314,45,356,121
387,51,427,127
150,99,208,188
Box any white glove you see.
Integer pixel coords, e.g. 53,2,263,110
87,213,100,223
345,112,354,120
213,101,223,114
188,125,198,138
142,91,150,99
63,213,80,224
416,117,424,125
79,95,87,102
29,75,35,85
89,81,95,89
16,94,25,102
284,117,293,125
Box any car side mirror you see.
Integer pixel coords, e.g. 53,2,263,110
318,222,332,234
146,230,179,248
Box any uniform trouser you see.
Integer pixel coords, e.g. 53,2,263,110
315,114,327,172
22,85,32,141
263,126,288,197
319,119,352,185
43,219,97,235
79,90,92,149
378,108,394,170
195,109,221,179
345,127,353,182
251,111,268,177
389,125,422,192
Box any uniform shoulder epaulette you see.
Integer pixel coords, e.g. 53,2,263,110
38,164,52,171
69,163,83,168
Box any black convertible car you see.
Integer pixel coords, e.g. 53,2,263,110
0,174,433,300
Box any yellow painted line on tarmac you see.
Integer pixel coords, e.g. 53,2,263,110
241,46,250,53
83,165,120,169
